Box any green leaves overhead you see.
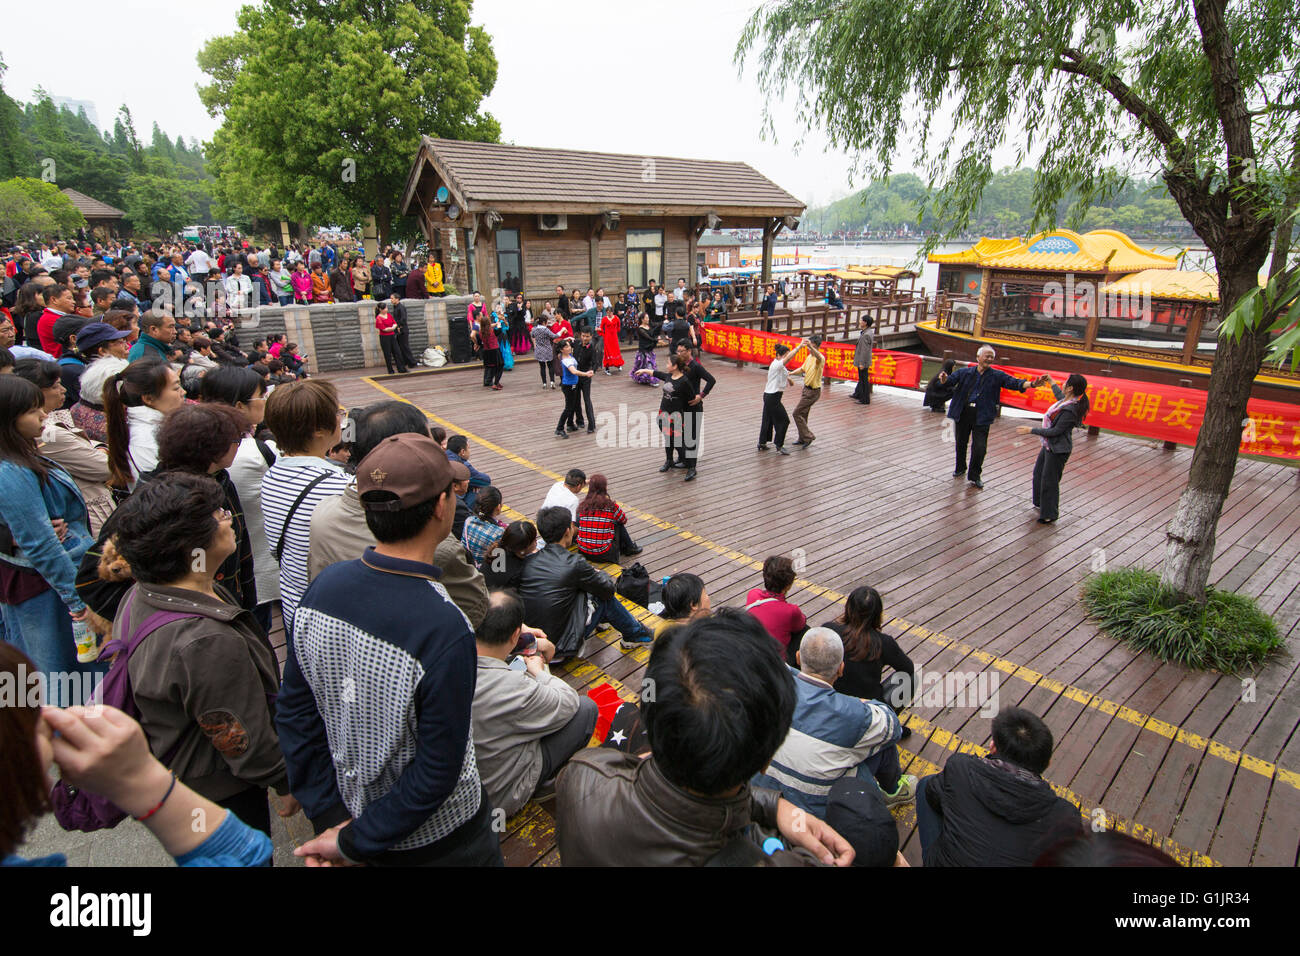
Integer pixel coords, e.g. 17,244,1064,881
198,0,500,243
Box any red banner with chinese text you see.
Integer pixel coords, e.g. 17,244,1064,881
701,323,922,388
995,366,1300,462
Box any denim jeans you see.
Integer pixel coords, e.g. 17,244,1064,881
1,589,106,707
585,594,650,642
855,741,902,794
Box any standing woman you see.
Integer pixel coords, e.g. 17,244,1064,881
12,359,114,535
652,353,699,480
201,365,281,636
599,303,624,375
554,340,582,438
493,309,514,371
0,376,100,705
351,257,371,300
1016,373,1090,525
630,312,662,386
154,403,260,616
103,359,185,492
374,301,408,375
473,296,503,389
531,311,559,388
290,262,313,305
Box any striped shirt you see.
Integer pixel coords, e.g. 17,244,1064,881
576,504,626,556
260,456,350,635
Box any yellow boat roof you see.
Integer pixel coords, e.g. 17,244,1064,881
931,229,1178,273
928,237,1022,264
1101,269,1219,303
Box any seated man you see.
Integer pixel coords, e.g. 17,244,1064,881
472,590,598,817
446,434,489,510
517,507,653,660
916,706,1083,867
307,400,490,630
556,609,855,866
541,468,586,524
753,628,916,811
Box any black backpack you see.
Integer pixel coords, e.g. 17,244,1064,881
615,562,650,608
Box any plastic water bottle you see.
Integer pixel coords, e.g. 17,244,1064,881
73,619,99,663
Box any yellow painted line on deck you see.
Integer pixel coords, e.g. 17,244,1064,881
360,376,1299,794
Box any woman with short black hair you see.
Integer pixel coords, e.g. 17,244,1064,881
111,471,297,836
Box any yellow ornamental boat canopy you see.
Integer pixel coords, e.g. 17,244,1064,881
930,230,1178,274
1100,269,1220,303
928,237,1022,265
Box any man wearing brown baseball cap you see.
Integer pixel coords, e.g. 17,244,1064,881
280,431,503,866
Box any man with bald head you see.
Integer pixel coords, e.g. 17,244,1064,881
753,627,915,813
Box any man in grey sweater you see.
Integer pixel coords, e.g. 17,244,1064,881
473,590,598,817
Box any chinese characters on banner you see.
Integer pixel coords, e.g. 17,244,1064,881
996,366,1300,463
701,323,923,388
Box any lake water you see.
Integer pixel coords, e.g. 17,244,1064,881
741,240,1213,295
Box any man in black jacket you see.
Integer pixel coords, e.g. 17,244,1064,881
916,706,1082,866
572,330,599,432
517,507,652,661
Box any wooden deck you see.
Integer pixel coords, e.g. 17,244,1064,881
284,354,1300,867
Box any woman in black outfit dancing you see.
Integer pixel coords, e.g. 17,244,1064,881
652,353,698,481
1015,372,1090,524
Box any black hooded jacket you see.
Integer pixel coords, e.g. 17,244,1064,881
922,753,1082,866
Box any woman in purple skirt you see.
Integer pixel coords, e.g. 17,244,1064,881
630,312,663,386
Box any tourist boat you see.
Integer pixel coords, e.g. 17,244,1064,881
916,229,1299,402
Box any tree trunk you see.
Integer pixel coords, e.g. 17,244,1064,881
375,202,392,251
1159,268,1271,601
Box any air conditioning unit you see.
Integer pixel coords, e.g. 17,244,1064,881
538,214,568,232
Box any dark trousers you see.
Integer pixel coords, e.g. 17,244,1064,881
396,326,417,367
915,776,942,860
852,371,872,403
1032,448,1070,520
537,696,599,782
217,786,271,838
538,359,555,384
358,787,503,867
953,405,989,481
557,384,580,430
574,376,594,428
379,335,407,374
582,523,637,562
684,409,701,467
482,349,502,386
760,391,790,447
857,743,902,794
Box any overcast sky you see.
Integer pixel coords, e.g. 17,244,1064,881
2,0,1023,209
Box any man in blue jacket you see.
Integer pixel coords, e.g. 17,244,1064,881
940,346,1047,489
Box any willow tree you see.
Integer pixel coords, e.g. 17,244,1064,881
739,0,1300,603
198,0,500,245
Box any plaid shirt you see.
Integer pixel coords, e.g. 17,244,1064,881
461,515,506,568
576,505,626,556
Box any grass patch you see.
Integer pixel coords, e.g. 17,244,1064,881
1081,568,1282,674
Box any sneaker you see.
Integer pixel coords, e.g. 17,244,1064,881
604,369,613,375
620,631,654,649
492,384,504,390
555,429,568,439
550,382,557,389
883,774,918,807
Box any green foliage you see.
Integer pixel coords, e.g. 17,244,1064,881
121,175,208,236
198,0,500,245
805,167,1194,236
0,177,86,240
1082,568,1280,673
737,0,1300,255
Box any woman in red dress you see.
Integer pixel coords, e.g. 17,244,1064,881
599,307,624,374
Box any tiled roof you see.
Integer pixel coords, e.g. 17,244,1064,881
928,237,1022,264
60,188,124,219
697,233,743,247
942,229,1178,273
404,138,804,216
1101,269,1220,303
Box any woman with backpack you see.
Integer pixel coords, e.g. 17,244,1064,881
109,471,298,836
0,375,101,706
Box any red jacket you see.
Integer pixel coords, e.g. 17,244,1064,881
375,312,398,336
37,308,64,358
